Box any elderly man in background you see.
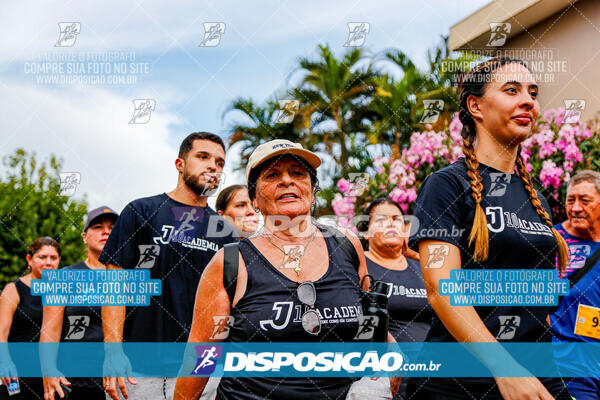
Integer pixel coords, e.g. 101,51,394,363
550,170,600,400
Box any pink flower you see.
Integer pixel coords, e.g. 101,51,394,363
520,147,532,164
538,142,556,158
539,160,564,189
374,156,389,170
449,113,463,145
332,193,356,217
563,142,582,163
336,178,351,195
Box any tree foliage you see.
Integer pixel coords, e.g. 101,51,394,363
0,149,88,289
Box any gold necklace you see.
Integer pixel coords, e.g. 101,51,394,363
264,225,318,276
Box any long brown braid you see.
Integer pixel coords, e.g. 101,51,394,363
515,152,569,273
461,132,489,260
458,57,569,270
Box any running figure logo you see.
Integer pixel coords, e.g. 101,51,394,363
564,99,586,124
496,315,521,340
348,173,370,196
59,172,81,196
137,245,160,268
425,244,449,269
486,23,511,47
210,316,234,339
191,345,222,375
344,23,370,47
55,22,81,47
178,208,200,233
129,99,156,124
487,173,511,197
275,100,299,124
420,100,444,123
199,23,226,47
354,315,379,340
64,315,90,340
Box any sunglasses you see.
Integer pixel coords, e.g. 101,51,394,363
297,281,320,335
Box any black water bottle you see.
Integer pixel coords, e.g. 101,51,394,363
357,275,389,342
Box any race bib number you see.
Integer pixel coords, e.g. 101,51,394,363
574,304,600,340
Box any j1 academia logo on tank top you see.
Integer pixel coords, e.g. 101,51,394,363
485,206,553,236
259,302,361,331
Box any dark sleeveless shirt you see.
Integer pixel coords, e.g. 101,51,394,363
8,279,42,342
60,262,105,390
366,257,432,342
217,226,362,400
61,262,104,343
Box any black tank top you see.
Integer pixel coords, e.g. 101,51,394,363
8,279,42,342
60,262,105,390
217,226,362,399
366,257,433,342
61,262,104,342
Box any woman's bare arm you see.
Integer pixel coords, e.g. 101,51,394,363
174,248,234,400
0,283,19,386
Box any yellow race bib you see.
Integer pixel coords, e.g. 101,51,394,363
574,303,600,340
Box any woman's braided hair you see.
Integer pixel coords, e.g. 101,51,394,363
459,57,568,272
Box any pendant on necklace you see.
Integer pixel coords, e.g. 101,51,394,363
279,245,304,275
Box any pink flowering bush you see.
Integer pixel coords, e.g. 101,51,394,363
332,108,599,226
331,116,464,230
520,107,597,220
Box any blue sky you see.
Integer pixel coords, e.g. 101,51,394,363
0,0,490,211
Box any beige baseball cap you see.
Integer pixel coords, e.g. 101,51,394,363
246,139,321,181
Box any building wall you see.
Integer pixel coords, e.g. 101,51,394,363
500,0,600,123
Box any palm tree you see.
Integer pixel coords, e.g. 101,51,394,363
223,97,304,170
368,49,426,160
292,44,375,176
368,36,477,160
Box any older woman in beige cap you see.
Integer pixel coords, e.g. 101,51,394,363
174,139,399,400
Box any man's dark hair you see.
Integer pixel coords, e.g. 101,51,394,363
178,132,226,159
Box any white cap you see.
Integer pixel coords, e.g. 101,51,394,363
246,139,321,181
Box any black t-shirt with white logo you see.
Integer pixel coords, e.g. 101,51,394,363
366,257,432,342
99,193,237,343
409,158,565,398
